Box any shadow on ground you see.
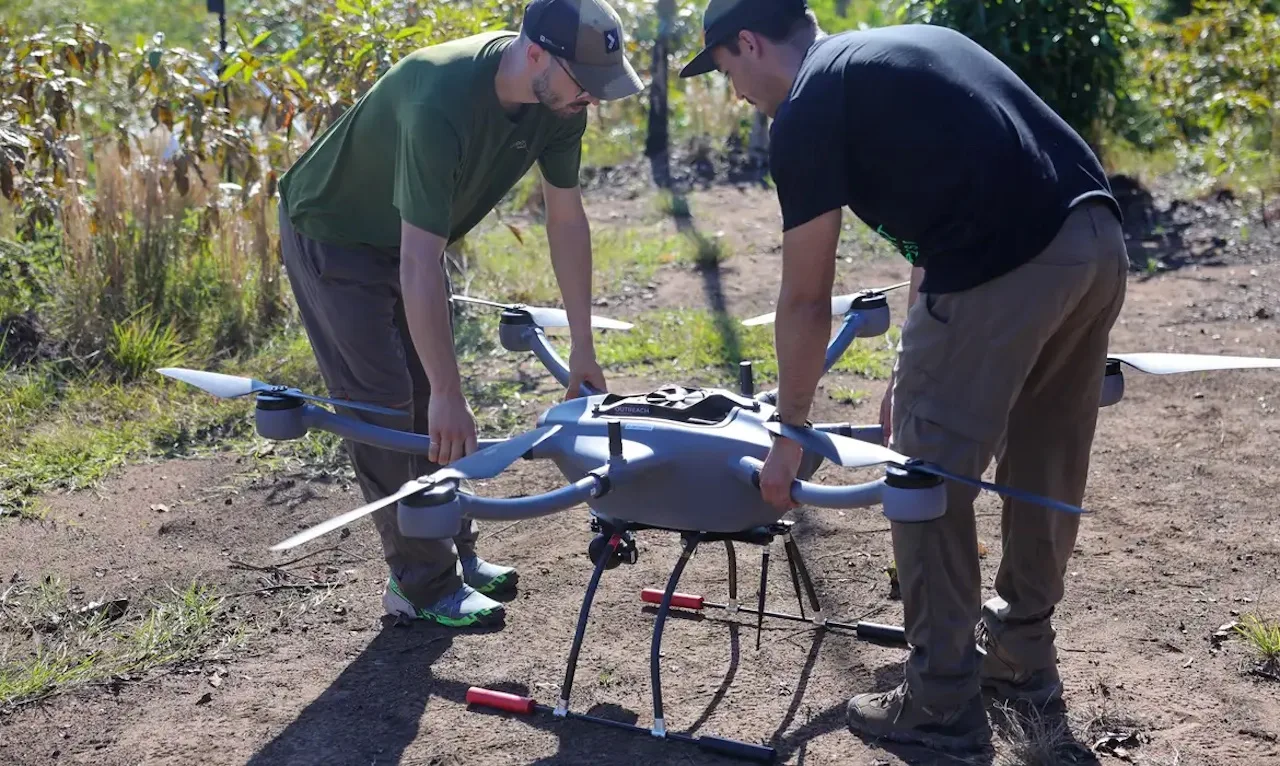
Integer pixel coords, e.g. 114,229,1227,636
242,614,861,766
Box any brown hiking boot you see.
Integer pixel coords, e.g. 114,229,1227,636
977,621,1064,707
846,681,990,752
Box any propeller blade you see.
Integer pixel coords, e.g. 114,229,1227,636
1110,352,1280,375
764,422,1087,515
525,306,634,331
267,425,561,552
741,310,777,327
743,281,910,327
269,478,429,551
284,391,404,418
450,294,633,330
765,421,910,468
910,463,1087,516
449,294,511,310
447,424,561,480
158,367,403,417
831,281,911,316
157,367,264,398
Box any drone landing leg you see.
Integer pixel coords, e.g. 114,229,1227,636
555,532,620,716
782,530,824,626
647,533,777,763
755,540,770,650
782,535,807,621
724,540,740,613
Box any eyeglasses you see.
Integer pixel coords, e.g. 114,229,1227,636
553,56,587,98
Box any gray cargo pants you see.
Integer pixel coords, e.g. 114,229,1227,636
278,206,477,609
887,199,1129,707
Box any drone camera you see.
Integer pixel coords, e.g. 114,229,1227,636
588,529,638,569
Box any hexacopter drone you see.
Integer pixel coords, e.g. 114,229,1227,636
157,283,1280,763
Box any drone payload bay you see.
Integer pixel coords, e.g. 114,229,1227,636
157,282,1280,763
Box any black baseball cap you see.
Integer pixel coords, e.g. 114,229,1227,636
522,0,645,100
679,0,809,78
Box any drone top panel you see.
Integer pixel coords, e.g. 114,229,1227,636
589,385,762,427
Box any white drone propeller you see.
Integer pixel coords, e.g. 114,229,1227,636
741,281,909,327
450,294,634,331
157,367,402,417
765,422,1087,516
1109,352,1280,375
269,424,561,552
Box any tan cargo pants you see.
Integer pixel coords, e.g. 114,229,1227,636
887,199,1128,707
278,206,476,609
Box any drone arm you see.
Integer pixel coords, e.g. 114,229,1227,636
754,310,882,404
458,473,607,521
297,406,505,453
732,457,884,509
822,311,867,374
527,326,605,397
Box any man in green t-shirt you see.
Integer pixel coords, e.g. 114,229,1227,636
276,0,643,628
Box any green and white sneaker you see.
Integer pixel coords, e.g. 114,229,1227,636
462,555,518,595
382,577,504,628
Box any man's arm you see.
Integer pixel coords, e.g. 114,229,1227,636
773,208,844,426
400,219,475,463
542,180,594,352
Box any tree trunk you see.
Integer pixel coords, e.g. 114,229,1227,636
646,0,674,186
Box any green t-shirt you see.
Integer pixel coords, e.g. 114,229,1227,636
278,31,586,249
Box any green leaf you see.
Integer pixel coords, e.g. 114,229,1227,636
284,66,307,91
250,30,273,50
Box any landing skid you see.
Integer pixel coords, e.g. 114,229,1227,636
466,519,912,763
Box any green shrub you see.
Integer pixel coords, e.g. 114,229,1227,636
1123,0,1278,193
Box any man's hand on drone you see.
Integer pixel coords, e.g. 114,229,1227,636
566,344,607,399
760,435,804,512
428,387,479,465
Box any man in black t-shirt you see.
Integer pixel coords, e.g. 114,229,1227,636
682,0,1129,752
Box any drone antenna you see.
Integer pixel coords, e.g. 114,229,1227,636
739,361,754,397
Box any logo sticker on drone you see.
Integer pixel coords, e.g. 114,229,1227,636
603,28,619,53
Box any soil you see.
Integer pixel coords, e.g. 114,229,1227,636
3,172,1280,766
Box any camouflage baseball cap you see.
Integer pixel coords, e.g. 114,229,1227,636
522,0,645,100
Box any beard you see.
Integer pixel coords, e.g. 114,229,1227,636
532,69,590,118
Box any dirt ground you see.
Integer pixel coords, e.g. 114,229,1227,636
2,176,1279,766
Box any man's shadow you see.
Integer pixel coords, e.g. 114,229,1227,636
241,609,868,765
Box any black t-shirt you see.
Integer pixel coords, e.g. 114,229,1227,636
769,23,1122,293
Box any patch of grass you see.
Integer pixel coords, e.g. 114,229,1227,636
592,308,895,386
452,222,705,305
0,578,241,711
828,386,869,405
106,309,188,382
991,700,1085,766
0,325,325,519
1234,612,1280,679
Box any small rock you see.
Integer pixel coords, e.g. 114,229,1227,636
150,504,169,513
196,692,212,705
